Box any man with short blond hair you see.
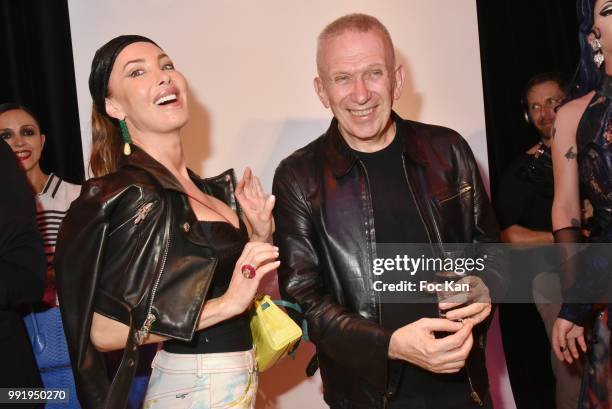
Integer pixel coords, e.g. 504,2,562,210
316,13,395,70
274,13,501,408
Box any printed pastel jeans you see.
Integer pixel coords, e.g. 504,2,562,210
143,349,257,409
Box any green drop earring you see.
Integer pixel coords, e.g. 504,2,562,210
119,118,132,156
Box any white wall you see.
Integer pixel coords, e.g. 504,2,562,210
68,0,491,183
67,1,515,408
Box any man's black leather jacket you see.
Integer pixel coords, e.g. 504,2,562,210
272,112,504,409
55,146,241,409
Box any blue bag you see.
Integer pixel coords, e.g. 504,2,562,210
23,306,81,408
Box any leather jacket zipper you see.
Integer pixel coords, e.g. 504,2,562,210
357,161,381,321
134,202,155,224
108,201,156,237
135,213,172,344
400,156,434,244
438,184,472,205
465,364,484,406
358,161,389,409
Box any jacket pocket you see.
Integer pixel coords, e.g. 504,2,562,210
436,183,472,206
432,184,473,241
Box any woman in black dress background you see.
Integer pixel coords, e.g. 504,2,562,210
551,0,612,406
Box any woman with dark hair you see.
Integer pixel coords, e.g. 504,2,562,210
55,35,278,409
0,104,81,305
551,0,612,406
0,103,81,408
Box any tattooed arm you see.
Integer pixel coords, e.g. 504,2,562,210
550,94,594,363
551,95,591,231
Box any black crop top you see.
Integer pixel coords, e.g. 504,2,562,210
163,218,252,354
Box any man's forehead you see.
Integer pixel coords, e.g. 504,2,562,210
527,81,564,101
322,29,386,50
319,29,394,70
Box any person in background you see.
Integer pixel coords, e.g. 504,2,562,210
0,103,81,305
495,74,582,409
551,0,612,407
0,138,46,408
498,73,565,245
0,103,81,408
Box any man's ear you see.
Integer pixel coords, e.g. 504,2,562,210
393,64,406,101
105,97,125,121
314,77,330,109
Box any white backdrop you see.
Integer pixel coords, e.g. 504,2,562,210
67,1,515,408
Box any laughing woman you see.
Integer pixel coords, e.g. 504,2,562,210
55,35,278,409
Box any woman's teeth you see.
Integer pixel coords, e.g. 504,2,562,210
155,94,177,105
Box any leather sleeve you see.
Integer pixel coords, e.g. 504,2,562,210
273,162,393,393
458,137,507,302
55,178,118,409
0,141,46,307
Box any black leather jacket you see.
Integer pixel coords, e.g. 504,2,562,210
272,112,504,409
55,146,242,409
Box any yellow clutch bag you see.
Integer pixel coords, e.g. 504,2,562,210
250,294,303,372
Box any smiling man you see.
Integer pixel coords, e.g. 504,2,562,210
498,73,566,244
273,13,501,409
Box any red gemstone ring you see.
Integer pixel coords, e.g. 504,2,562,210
241,264,257,279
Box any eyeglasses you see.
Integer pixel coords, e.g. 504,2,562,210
528,97,563,114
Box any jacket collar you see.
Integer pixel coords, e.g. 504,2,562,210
323,111,429,178
119,144,200,192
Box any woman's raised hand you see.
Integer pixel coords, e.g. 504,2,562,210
235,167,275,243
221,242,280,316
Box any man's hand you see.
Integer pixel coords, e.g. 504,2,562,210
439,276,492,324
388,318,474,373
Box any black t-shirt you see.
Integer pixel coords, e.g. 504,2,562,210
353,131,429,246
163,219,252,354
496,149,556,295
496,152,553,231
352,131,469,402
352,130,433,330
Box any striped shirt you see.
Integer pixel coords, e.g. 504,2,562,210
35,173,80,304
